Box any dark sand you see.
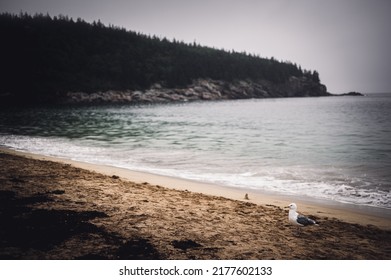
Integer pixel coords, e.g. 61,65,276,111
0,151,390,259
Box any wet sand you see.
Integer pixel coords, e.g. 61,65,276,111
0,149,390,259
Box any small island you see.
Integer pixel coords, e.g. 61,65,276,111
339,91,364,96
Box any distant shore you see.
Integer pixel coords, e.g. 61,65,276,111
0,147,390,259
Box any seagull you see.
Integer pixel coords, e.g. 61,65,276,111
287,203,318,228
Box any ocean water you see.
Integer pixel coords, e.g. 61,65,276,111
1,94,390,211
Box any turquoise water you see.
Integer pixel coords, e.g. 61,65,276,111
1,94,390,210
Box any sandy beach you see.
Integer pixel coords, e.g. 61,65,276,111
0,148,390,259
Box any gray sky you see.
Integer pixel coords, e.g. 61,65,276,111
1,0,390,93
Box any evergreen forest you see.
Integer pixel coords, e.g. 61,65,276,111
0,13,321,103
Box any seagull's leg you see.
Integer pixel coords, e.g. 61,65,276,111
294,226,302,236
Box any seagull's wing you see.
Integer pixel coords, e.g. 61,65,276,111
296,214,316,226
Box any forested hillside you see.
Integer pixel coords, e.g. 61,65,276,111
0,13,324,104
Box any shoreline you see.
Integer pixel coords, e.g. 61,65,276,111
1,147,390,259
1,147,390,230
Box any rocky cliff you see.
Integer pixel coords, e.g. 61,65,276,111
61,76,329,105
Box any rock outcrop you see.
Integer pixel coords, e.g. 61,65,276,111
338,91,363,96
61,77,329,105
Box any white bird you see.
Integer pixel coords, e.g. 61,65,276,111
288,203,318,227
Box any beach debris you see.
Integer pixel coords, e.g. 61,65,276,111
244,193,249,200
287,203,318,228
111,175,120,179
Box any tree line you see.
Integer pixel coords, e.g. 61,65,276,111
0,13,321,103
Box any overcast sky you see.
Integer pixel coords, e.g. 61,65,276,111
1,0,390,93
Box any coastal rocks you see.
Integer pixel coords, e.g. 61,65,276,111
61,77,330,105
65,90,133,104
